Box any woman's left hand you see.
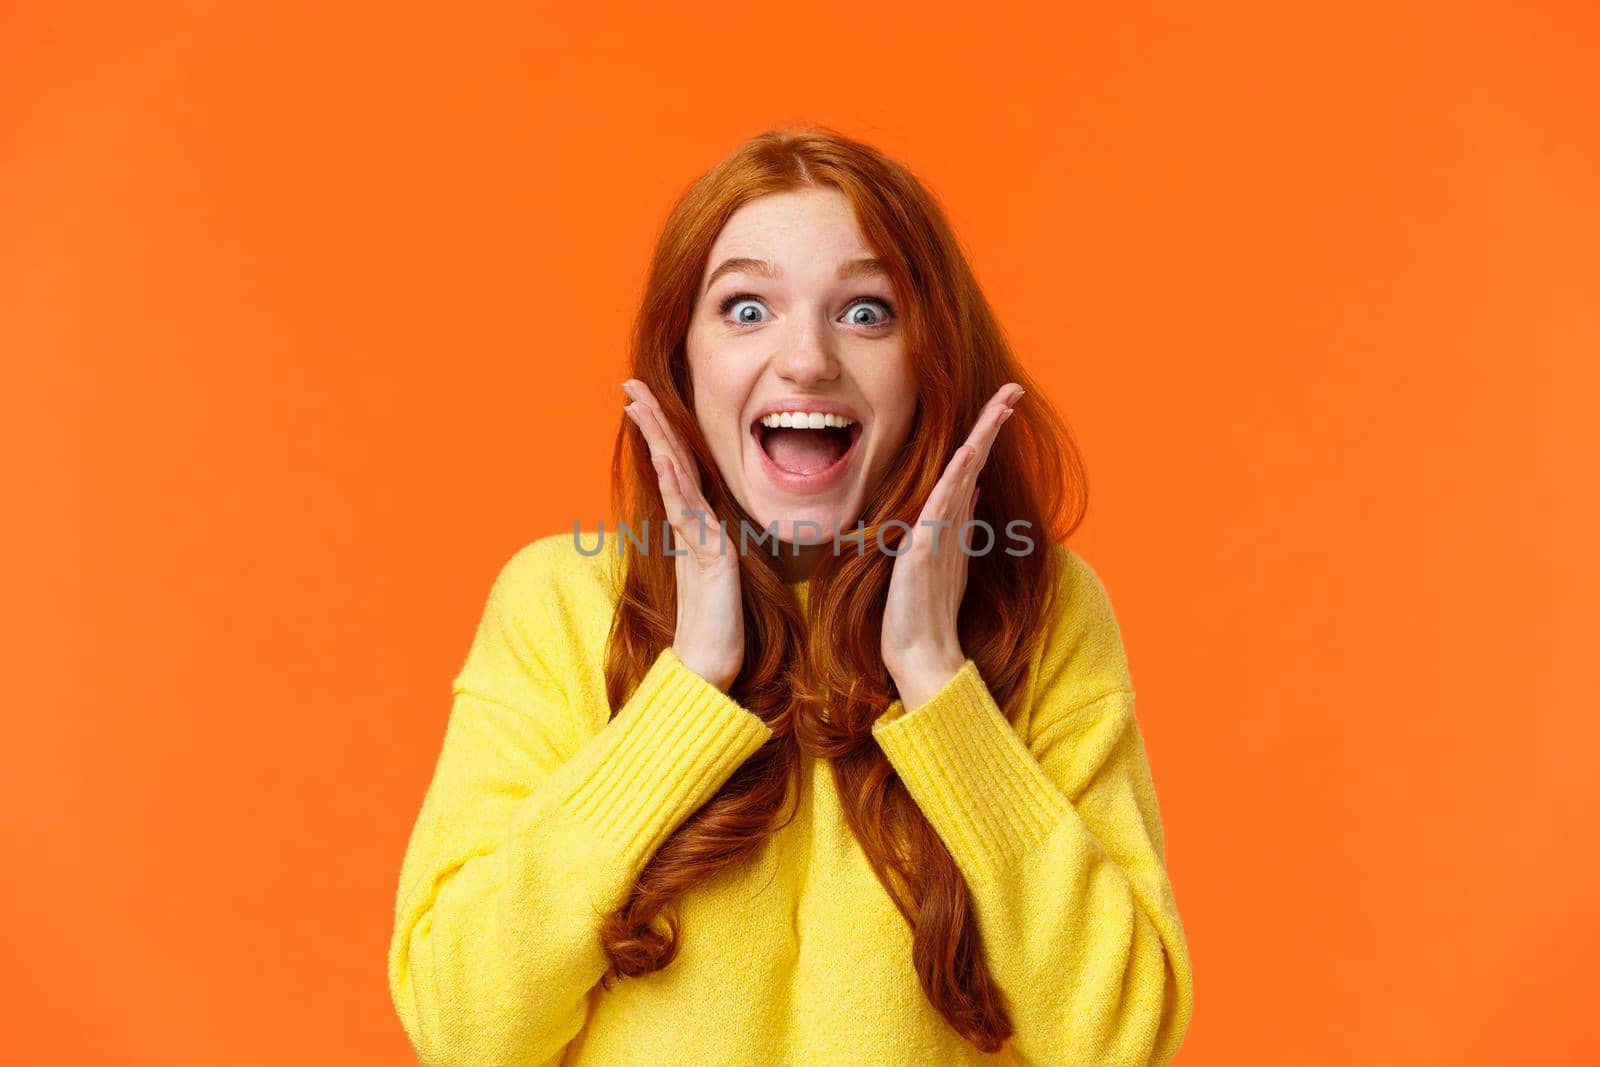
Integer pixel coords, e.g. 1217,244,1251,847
881,382,1025,711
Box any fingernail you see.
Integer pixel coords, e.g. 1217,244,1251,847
1001,406,1013,421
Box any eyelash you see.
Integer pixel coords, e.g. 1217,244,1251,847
716,291,898,330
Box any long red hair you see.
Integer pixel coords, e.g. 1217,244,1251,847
596,126,1087,1054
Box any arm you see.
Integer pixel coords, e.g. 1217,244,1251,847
387,542,773,1067
870,548,1194,1066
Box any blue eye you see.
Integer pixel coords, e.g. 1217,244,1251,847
843,298,895,327
715,292,898,330
720,294,770,325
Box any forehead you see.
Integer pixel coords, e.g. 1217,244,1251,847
703,188,879,285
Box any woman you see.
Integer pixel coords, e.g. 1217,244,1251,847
388,127,1194,1065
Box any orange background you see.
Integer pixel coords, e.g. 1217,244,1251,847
3,3,1596,1063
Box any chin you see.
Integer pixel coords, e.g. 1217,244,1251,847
787,510,856,547
739,501,858,552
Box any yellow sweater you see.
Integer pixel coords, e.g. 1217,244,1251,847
388,532,1194,1066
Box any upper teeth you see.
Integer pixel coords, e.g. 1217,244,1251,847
760,411,857,429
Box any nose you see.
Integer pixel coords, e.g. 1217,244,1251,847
772,318,841,388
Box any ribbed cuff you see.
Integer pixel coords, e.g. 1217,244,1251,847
873,659,1070,877
557,647,773,868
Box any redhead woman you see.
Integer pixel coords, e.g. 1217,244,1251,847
388,128,1194,1066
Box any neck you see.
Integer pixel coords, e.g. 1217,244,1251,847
778,540,829,584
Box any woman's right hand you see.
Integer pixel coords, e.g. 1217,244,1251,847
622,379,745,692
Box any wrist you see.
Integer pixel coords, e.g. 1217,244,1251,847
672,642,739,693
888,649,966,712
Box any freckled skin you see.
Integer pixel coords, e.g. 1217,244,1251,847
685,187,919,582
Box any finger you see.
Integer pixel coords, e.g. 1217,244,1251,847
957,382,1024,486
919,443,976,529
952,472,978,556
625,400,709,515
623,399,680,479
919,383,1020,530
626,403,720,550
958,485,976,587
621,381,693,483
623,379,705,498
976,384,1022,456
648,452,716,559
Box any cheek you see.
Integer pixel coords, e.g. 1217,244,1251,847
686,337,730,407
695,369,748,428
867,358,919,445
685,348,749,450
684,329,713,393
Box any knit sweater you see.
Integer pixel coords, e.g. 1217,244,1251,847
387,532,1194,1066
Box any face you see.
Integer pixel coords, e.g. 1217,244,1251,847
686,187,918,571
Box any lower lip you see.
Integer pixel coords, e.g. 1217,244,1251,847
750,423,862,495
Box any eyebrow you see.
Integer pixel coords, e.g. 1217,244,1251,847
701,256,888,296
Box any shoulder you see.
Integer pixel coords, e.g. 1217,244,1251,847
1027,542,1136,710
494,528,619,609
451,529,619,695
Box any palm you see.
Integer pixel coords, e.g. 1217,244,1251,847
623,378,746,692
879,382,1023,706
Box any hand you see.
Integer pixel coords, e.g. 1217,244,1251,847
880,382,1024,711
622,379,744,692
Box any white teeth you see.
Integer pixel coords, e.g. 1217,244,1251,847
759,411,858,429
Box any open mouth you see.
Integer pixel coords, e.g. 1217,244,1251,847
748,411,864,491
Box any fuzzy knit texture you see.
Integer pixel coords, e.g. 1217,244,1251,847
387,532,1194,1066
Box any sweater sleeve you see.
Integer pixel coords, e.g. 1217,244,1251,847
387,543,775,1067
869,548,1194,1066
